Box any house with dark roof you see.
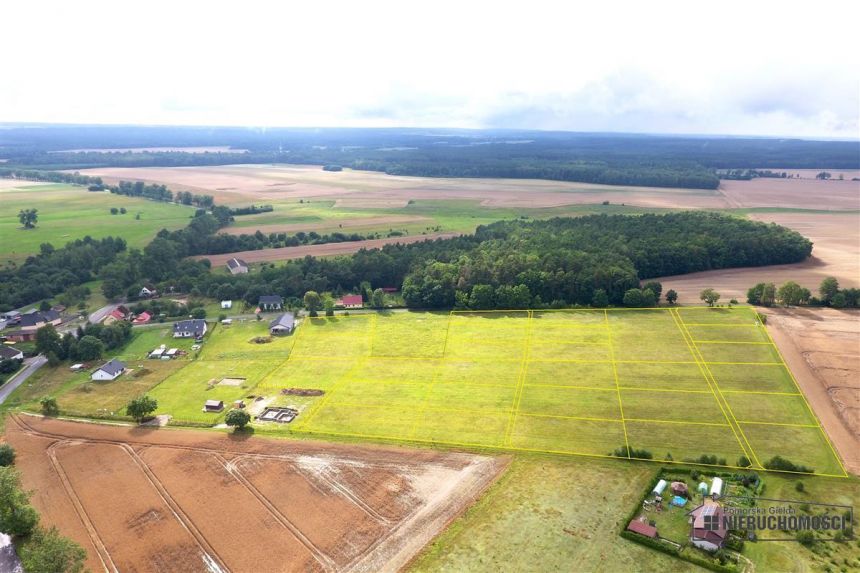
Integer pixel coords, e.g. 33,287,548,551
269,313,295,335
226,258,249,275
688,499,727,552
204,400,224,413
337,294,363,309
0,346,24,361
3,330,36,342
258,295,283,311
173,319,208,339
92,359,126,381
18,310,62,331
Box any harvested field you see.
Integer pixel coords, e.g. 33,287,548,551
194,233,459,265
718,178,860,210
6,414,507,573
219,215,432,235
655,211,860,302
761,307,860,475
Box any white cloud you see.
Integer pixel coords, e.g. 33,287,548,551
0,0,857,137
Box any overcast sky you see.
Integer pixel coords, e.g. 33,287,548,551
2,0,858,138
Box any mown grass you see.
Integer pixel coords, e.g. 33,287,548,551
0,183,193,262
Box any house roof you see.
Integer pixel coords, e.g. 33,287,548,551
626,520,658,538
0,346,23,360
97,359,126,376
688,500,727,540
340,294,363,305
205,400,224,407
109,309,126,320
18,310,60,327
226,258,248,269
173,319,206,334
133,311,151,323
269,313,295,329
259,295,283,304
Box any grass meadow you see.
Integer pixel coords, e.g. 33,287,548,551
0,182,193,262
23,307,843,476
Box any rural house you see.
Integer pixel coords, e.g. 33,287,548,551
0,346,24,361
18,310,62,331
269,313,295,335
220,300,232,309
103,308,127,325
337,294,363,309
173,319,208,338
132,311,152,325
139,286,157,298
3,330,36,342
688,500,727,551
226,258,249,275
91,359,126,381
258,295,283,311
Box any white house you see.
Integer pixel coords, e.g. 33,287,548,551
91,359,126,381
173,319,207,339
220,300,232,309
0,346,24,361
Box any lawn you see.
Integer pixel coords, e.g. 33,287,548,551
0,182,194,263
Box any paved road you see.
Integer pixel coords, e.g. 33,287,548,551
0,355,47,405
87,302,122,325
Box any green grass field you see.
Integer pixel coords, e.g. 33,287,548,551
0,182,194,262
127,307,845,476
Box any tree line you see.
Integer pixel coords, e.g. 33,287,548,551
748,276,860,308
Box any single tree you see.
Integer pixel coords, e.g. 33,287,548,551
0,467,40,537
831,292,847,308
190,307,206,319
18,208,38,228
120,207,127,214
762,283,777,306
35,325,62,357
622,288,644,308
665,289,678,305
591,288,610,308
0,444,15,467
700,288,720,307
225,408,251,430
323,296,335,317
370,288,385,308
642,281,663,302
75,335,104,361
126,395,158,423
110,207,119,215
777,281,804,306
18,526,87,573
40,397,59,417
303,291,322,317
819,277,839,304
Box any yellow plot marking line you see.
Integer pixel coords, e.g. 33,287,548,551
674,309,762,468
669,309,756,466
504,310,535,446
407,312,454,439
291,427,847,478
604,309,631,458
736,420,820,428
754,312,849,477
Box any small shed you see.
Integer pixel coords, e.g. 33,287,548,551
221,318,233,325
204,400,224,413
652,479,668,496
710,477,724,497
698,482,709,495
149,347,165,359
165,348,179,358
70,363,85,371
221,300,232,309
233,400,246,409
626,519,658,539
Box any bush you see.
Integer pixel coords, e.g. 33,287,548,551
126,395,158,423
737,456,751,468
225,409,251,430
40,396,59,417
0,444,15,467
190,307,206,319
764,456,813,474
612,445,653,459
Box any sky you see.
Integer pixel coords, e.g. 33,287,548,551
1,0,858,138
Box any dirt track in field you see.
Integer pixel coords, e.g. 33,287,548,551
220,215,432,236
6,414,508,573
761,307,860,475
195,233,460,265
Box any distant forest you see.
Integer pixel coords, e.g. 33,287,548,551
0,212,812,311
2,126,858,190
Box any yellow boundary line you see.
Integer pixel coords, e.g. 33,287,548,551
605,309,631,458
669,308,757,466
753,312,849,477
693,341,774,345
736,420,820,428
504,310,535,446
290,427,846,478
408,313,454,438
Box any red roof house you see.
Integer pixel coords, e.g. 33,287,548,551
688,500,727,551
132,311,152,325
338,294,364,309
626,519,658,539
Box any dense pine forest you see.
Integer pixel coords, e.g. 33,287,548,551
0,211,811,311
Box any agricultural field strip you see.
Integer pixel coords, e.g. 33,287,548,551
12,415,432,572
503,310,535,446
676,308,848,477
671,308,760,466
604,309,631,457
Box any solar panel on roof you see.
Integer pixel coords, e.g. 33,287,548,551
702,505,716,516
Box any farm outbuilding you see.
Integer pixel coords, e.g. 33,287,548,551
626,519,658,539
651,479,667,495
204,400,224,413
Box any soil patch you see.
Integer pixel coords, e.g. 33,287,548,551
5,414,508,573
281,388,325,396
